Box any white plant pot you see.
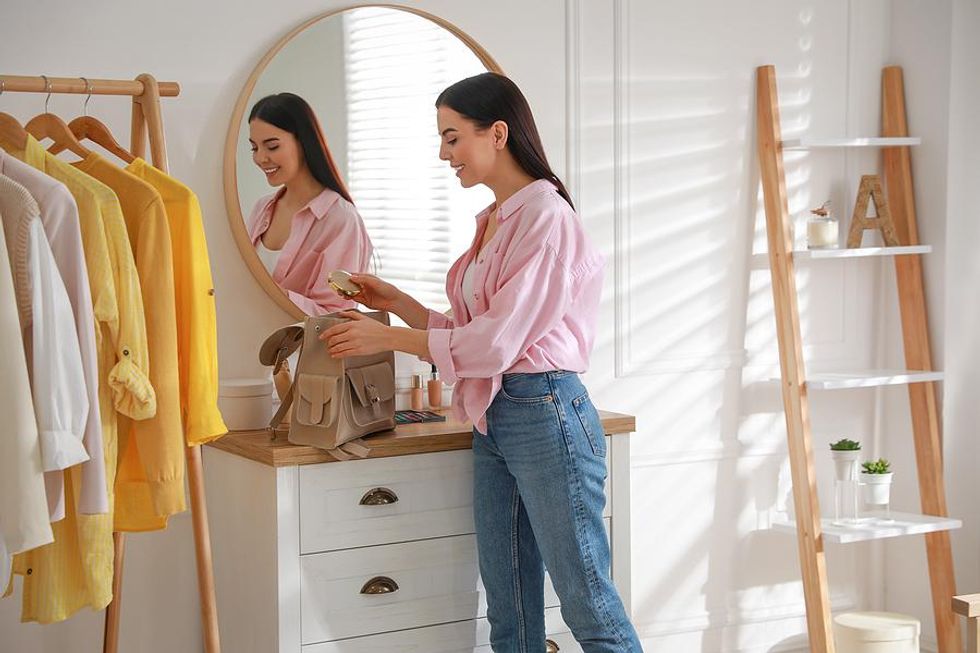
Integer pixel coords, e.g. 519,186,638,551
831,450,861,481
861,472,893,505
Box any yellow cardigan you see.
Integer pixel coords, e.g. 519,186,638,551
126,158,227,444
73,152,186,532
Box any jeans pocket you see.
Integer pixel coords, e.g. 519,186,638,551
499,374,554,404
572,392,606,457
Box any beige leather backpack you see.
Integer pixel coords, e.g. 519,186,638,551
259,312,395,459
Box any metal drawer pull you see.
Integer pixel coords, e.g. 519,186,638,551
546,639,560,653
360,576,399,595
359,487,398,506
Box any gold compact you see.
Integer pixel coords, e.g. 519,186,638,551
328,270,362,298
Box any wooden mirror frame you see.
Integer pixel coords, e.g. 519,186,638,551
223,4,503,319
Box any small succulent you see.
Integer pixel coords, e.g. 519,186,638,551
830,438,861,451
861,458,891,474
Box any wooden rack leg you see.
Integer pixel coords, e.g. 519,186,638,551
103,73,221,653
102,452,220,653
881,65,961,653
188,445,221,652
135,74,169,171
103,533,125,653
130,94,146,160
757,65,835,653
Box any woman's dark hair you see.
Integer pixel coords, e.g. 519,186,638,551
435,72,574,209
249,92,353,204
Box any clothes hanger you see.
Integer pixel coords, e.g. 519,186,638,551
0,79,29,150
50,78,135,163
25,75,91,159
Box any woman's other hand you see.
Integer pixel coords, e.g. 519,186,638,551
320,311,392,357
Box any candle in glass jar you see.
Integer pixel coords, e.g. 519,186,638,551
807,218,838,249
806,201,838,249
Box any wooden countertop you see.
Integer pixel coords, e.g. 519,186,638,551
206,410,636,467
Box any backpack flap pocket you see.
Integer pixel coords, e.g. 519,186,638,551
296,374,341,427
346,361,395,420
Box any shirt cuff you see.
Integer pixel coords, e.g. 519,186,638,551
185,411,229,446
38,430,90,472
427,328,458,385
148,476,187,518
108,357,157,420
426,309,453,330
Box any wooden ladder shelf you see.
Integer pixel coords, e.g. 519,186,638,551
755,65,960,653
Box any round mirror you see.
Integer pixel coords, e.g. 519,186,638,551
224,5,499,318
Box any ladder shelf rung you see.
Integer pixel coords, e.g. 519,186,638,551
781,137,921,149
793,245,931,259
771,511,962,544
804,370,944,389
750,246,931,269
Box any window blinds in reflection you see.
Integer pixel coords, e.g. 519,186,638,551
343,8,491,313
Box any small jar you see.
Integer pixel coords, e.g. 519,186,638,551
807,201,838,249
410,374,425,411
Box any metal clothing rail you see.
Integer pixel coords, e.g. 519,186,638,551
0,73,221,653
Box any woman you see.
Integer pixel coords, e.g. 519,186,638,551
321,73,642,652
246,92,373,315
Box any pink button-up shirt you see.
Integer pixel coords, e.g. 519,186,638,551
427,179,604,434
247,187,373,315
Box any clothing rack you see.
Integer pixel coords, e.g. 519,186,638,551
0,73,221,653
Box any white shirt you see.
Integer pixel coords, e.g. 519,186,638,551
0,151,108,518
0,184,53,586
0,174,89,521
255,237,281,272
460,256,477,317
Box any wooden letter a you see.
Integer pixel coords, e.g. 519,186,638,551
847,174,900,248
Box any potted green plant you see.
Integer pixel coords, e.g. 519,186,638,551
860,458,893,505
829,438,861,481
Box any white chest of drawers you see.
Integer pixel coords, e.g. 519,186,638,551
205,411,635,652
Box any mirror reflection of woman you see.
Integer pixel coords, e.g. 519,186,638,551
322,73,643,652
246,93,373,315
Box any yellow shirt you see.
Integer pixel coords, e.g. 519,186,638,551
0,136,154,623
126,159,227,444
73,152,186,532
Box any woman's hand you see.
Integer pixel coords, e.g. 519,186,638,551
320,311,392,358
344,274,402,312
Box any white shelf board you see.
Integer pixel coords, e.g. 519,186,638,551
772,511,962,544
782,137,921,149
749,245,931,269
805,370,944,389
794,245,931,259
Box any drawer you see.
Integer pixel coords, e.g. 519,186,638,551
300,450,612,554
304,606,579,652
301,533,563,644
302,520,612,644
300,450,475,553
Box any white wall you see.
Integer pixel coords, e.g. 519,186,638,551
883,0,980,649
944,0,980,617
0,1,974,652
875,2,954,649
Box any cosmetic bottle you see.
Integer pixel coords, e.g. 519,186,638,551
427,364,443,409
410,374,425,411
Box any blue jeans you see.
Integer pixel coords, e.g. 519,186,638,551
473,371,643,653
